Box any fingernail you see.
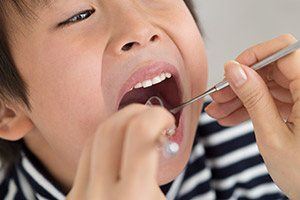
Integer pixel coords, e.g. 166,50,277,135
226,60,247,88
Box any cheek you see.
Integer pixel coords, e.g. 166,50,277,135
178,22,208,95
161,6,208,94
166,10,208,127
190,39,208,96
166,5,208,160
19,40,112,165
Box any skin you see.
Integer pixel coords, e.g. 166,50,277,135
0,0,207,197
2,0,299,198
206,34,300,199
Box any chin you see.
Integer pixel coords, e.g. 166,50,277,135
157,147,190,185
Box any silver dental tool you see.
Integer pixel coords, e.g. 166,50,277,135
169,41,300,114
147,41,300,157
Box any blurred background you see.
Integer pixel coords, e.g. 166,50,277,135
193,0,300,86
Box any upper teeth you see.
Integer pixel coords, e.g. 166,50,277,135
134,72,172,89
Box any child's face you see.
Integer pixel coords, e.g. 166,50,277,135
9,0,207,185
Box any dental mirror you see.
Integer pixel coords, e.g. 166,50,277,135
145,96,180,156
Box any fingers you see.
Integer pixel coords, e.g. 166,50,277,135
259,63,290,89
275,101,293,122
206,97,250,126
205,98,242,119
218,107,249,127
207,84,292,122
204,35,300,200
209,34,297,127
210,86,236,103
277,48,300,81
209,99,292,127
288,80,300,133
224,60,289,143
70,138,93,199
121,107,175,186
70,104,169,199
89,104,148,189
211,66,292,105
211,34,297,105
211,79,292,106
268,83,293,104
235,34,298,90
236,34,297,67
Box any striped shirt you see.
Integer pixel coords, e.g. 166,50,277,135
0,103,288,200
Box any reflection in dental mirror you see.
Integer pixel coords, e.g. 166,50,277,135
145,96,180,157
145,96,164,107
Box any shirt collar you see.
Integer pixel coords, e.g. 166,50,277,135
17,144,177,199
17,144,66,200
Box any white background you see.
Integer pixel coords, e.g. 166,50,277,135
193,0,300,86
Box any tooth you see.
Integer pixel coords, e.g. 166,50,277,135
160,73,166,81
152,76,162,85
142,80,152,88
165,72,172,78
133,72,170,90
134,82,142,89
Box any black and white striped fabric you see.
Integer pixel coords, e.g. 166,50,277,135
0,103,288,200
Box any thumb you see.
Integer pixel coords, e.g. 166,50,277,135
224,60,288,145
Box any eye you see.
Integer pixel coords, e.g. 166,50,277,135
58,9,95,27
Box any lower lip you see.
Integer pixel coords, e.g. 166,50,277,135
168,111,184,145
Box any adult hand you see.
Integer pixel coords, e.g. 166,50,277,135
206,34,300,199
66,104,175,200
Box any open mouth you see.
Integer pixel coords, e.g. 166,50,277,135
118,71,183,125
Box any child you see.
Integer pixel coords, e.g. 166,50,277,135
0,0,298,199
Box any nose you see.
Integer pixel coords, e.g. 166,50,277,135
120,34,159,52
107,11,160,55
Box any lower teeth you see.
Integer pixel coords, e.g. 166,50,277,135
145,96,180,157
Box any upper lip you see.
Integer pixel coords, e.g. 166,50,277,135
116,61,183,108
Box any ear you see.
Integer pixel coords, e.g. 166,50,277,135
0,102,34,141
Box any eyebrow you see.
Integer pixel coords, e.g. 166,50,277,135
36,0,54,9
8,0,54,22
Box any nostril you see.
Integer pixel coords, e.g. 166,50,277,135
121,42,135,51
121,35,159,52
150,35,159,42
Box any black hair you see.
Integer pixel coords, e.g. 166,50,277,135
0,1,33,170
0,0,201,169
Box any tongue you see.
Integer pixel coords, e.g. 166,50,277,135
119,76,181,111
119,87,151,110
118,83,174,110
119,92,172,110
